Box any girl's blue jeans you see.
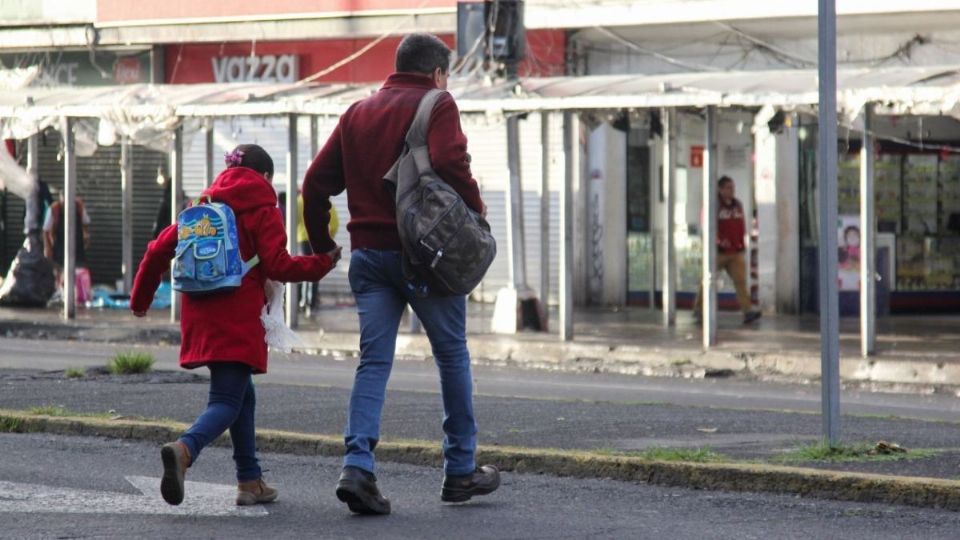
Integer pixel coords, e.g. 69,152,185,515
179,362,261,482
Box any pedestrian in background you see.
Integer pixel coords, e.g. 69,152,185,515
130,144,340,507
297,190,338,314
43,188,92,301
693,175,762,325
303,33,498,516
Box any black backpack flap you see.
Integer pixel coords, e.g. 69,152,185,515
384,89,496,296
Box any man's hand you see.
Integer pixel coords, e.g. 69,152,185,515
326,246,343,265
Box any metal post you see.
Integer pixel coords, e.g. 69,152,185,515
703,106,718,347
62,117,76,320
650,134,658,311
25,134,39,233
286,114,299,329
540,112,551,306
860,103,876,357
203,121,215,189
560,112,575,341
170,125,183,323
506,114,528,289
662,108,676,327
121,139,133,293
818,0,841,444
310,116,319,158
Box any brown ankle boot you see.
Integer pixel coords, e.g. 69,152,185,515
236,477,278,506
160,441,191,506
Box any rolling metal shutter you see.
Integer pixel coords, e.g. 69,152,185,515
33,130,167,288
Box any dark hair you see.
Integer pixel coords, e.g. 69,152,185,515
225,144,274,179
718,175,734,187
395,33,451,74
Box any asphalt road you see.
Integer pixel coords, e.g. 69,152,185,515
4,432,960,539
4,337,960,478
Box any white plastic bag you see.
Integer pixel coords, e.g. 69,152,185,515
260,279,305,353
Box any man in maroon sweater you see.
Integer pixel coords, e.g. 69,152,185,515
693,176,761,324
302,33,498,515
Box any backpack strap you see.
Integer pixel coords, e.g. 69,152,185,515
242,254,260,276
192,195,212,207
383,88,446,189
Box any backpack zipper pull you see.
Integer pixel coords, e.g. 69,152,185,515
430,249,443,269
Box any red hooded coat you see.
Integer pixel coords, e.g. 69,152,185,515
130,166,334,373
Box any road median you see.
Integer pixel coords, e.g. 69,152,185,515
3,408,959,511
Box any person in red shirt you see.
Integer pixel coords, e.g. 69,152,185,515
302,33,498,515
130,144,340,507
694,176,761,324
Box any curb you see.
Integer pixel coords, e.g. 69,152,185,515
4,410,960,511
301,332,960,388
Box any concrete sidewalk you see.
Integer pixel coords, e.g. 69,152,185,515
1,303,959,386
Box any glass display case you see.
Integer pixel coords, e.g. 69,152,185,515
837,150,960,292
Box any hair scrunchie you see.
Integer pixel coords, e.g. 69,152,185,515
224,148,245,167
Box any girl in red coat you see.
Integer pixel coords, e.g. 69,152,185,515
130,144,341,507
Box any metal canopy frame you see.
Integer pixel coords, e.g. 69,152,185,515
3,67,940,362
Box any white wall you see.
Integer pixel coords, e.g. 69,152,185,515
755,123,800,314
0,0,95,24
586,122,628,306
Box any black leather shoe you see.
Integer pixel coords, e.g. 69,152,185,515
335,466,391,515
441,465,501,503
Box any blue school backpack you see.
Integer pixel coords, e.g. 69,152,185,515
172,196,259,295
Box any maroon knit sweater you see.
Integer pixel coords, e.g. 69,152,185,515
302,72,484,253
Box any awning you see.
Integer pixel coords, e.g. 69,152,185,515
2,65,960,142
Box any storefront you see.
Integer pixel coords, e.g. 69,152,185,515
1,48,162,286
799,114,960,314
625,108,758,312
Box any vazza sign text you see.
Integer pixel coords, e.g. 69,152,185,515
211,54,299,84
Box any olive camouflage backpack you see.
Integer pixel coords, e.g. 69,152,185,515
384,89,496,296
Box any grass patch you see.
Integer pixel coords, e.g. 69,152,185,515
27,406,112,419
107,351,155,375
0,417,24,432
28,406,71,416
774,441,939,463
600,447,725,463
64,367,85,379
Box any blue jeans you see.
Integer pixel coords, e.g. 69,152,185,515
345,249,477,476
179,362,261,482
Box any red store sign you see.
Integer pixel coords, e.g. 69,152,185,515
166,30,565,84
166,38,427,84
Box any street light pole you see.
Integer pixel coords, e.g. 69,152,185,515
818,0,841,445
